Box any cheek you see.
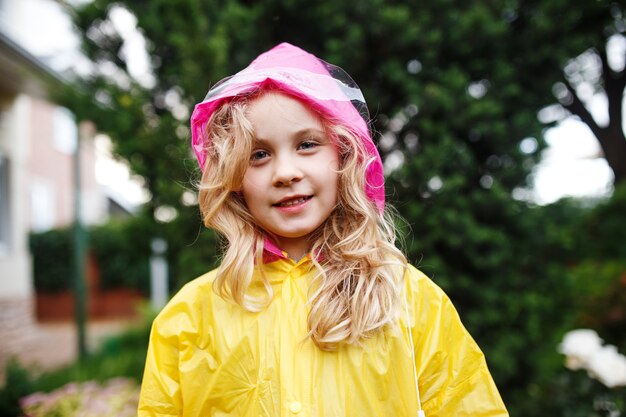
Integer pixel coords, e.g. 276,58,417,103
240,188,260,217
240,177,257,206
327,157,340,198
326,167,340,203
241,171,271,209
241,170,260,193
332,175,340,202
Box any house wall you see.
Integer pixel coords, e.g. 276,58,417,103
0,0,118,379
0,93,33,299
26,97,106,231
0,93,37,375
0,90,112,380
0,91,106,299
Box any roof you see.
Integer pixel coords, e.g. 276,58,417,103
0,28,69,98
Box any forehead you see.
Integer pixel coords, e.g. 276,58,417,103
246,92,325,139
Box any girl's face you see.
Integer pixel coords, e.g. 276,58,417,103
241,92,340,260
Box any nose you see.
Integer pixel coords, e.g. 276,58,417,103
272,154,302,186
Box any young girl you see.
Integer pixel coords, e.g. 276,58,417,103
138,43,508,417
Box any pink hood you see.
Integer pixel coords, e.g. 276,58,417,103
190,42,385,210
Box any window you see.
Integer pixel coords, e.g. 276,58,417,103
52,107,77,154
30,179,55,232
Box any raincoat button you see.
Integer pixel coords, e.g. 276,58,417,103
288,401,302,413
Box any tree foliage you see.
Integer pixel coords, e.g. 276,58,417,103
59,0,624,414
569,183,626,349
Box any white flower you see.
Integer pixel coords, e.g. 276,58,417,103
558,329,603,370
586,344,626,388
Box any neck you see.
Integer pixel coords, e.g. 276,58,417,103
274,237,310,262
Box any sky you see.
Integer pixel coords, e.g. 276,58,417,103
3,0,616,206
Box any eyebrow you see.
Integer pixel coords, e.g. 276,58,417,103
253,127,326,143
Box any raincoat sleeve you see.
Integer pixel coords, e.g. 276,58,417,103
138,277,206,417
407,266,508,416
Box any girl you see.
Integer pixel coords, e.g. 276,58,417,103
138,43,508,417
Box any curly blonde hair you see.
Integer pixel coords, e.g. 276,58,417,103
198,90,407,350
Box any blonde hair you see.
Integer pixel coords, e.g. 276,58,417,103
198,91,407,350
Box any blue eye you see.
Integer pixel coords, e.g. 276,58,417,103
251,150,269,161
298,141,318,150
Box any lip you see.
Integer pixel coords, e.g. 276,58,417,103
273,195,313,212
273,194,312,206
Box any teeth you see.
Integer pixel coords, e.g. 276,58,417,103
279,197,308,207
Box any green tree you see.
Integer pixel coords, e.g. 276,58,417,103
569,183,626,349
59,0,623,414
555,32,626,184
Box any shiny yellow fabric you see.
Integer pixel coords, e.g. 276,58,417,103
138,258,508,416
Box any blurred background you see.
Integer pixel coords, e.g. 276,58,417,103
0,0,625,415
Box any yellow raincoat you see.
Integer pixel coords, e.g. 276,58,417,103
138,257,508,416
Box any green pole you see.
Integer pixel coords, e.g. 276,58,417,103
74,121,88,360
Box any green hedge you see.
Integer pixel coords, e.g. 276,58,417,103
90,220,151,293
30,219,151,295
29,228,73,293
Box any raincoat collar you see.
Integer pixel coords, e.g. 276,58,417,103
260,237,325,265
262,237,289,264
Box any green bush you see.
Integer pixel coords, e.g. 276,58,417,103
579,183,626,260
567,185,626,349
30,228,73,293
0,359,34,416
90,219,152,294
30,218,152,295
518,187,626,415
536,369,625,417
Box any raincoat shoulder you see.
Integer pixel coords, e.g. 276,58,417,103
403,265,508,416
138,270,219,417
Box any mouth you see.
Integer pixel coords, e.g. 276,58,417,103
273,195,313,207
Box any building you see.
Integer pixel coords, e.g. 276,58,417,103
0,7,110,375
